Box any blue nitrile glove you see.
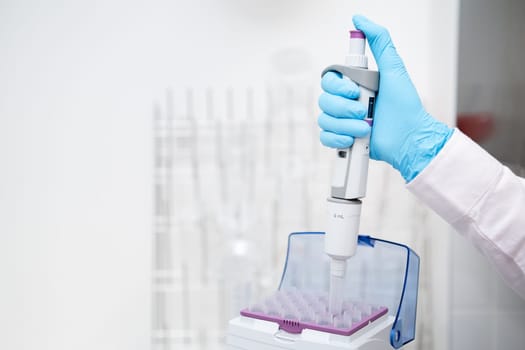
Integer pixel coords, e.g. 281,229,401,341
318,15,453,182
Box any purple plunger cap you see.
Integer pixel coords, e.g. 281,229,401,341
350,30,365,39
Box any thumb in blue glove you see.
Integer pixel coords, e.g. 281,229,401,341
318,15,453,182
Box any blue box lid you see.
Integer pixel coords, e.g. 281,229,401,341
277,232,420,349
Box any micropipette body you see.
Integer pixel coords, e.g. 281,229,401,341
322,30,379,314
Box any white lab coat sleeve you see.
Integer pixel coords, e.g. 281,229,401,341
406,129,525,299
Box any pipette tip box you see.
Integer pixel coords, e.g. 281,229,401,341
241,290,388,336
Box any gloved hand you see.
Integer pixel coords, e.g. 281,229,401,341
318,15,453,182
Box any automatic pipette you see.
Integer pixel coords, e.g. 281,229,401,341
322,30,379,314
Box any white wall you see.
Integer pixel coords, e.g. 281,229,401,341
0,1,153,349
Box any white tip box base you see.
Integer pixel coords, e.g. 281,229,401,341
226,314,397,350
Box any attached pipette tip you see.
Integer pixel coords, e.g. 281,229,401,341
329,258,346,314
330,257,347,278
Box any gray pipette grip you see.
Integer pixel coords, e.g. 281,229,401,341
321,64,379,200
321,65,379,93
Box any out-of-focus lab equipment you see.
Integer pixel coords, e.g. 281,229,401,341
227,29,420,350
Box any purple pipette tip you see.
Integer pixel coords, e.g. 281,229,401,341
350,30,365,39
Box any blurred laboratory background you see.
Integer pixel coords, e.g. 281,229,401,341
0,0,524,349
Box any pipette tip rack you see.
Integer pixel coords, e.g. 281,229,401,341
241,290,388,336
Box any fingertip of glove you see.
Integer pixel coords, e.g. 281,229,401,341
321,73,360,99
321,72,340,91
352,14,367,26
322,71,342,81
317,112,326,127
355,120,372,137
352,15,370,33
317,93,326,109
320,131,354,149
351,15,388,42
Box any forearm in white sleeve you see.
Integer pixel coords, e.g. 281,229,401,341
407,129,525,299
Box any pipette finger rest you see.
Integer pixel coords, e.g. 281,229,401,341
241,290,388,336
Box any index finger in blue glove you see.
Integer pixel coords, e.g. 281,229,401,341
321,71,360,99
318,93,367,119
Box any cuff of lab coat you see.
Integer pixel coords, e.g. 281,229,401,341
406,129,503,223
